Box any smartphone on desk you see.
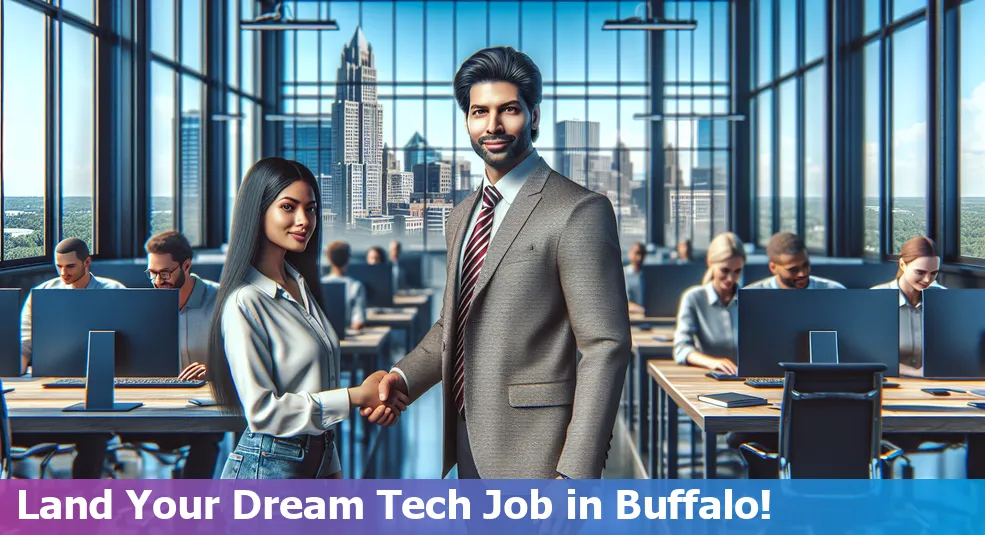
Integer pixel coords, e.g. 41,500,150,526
188,398,217,407
922,388,966,396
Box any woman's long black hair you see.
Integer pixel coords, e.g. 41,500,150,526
208,157,326,413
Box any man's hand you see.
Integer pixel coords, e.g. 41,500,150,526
359,371,408,425
179,362,207,381
350,371,409,427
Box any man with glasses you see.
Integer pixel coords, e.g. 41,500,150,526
16,237,123,478
118,230,223,478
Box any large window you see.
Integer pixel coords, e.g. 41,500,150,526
890,21,928,253
863,41,881,255
279,0,651,253
959,0,985,258
2,1,98,264
663,0,733,251
750,0,828,251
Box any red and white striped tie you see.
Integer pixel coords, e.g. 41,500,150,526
453,185,503,417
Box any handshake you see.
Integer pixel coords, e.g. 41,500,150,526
346,370,410,427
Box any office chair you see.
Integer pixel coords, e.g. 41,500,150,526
738,363,903,478
110,439,191,479
1,382,78,479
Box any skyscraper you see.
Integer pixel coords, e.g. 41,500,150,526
332,27,384,226
403,132,439,172
180,111,201,245
555,120,600,184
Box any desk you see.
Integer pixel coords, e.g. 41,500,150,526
630,314,675,326
646,360,985,479
366,307,417,353
626,326,674,456
394,289,434,347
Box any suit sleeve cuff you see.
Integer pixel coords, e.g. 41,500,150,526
556,471,571,479
391,366,411,398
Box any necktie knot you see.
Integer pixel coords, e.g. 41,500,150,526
482,185,503,209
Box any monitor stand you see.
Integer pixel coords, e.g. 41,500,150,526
809,330,840,364
63,330,142,412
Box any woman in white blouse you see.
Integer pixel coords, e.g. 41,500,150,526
871,236,944,377
208,158,409,479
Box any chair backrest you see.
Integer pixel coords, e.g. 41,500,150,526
778,363,886,479
0,379,11,478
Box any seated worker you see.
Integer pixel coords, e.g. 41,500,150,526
119,230,224,479
366,245,386,266
873,237,984,478
673,232,744,375
624,242,646,315
673,239,693,263
16,237,123,478
745,232,845,289
729,231,844,478
323,240,367,330
389,240,407,290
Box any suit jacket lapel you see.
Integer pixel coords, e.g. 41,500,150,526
471,158,551,301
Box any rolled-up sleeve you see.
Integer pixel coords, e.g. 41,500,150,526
222,294,350,437
673,291,699,365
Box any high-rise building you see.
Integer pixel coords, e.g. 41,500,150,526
387,171,414,206
180,111,201,245
403,132,439,172
442,158,471,191
664,143,682,186
555,120,600,183
332,27,384,226
283,120,332,207
412,161,452,198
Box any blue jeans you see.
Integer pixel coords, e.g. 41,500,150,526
219,429,340,479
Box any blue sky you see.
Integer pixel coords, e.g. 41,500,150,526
3,0,985,200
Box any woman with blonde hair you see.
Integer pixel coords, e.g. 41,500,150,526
672,232,746,374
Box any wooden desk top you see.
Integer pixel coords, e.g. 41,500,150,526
394,291,433,307
630,314,676,326
647,360,985,434
632,326,674,357
3,379,245,433
366,307,417,324
340,326,391,354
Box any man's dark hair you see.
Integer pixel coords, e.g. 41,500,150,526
766,232,807,261
453,46,543,141
327,240,351,268
55,238,90,261
145,230,193,264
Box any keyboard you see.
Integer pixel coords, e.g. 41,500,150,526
43,377,207,389
744,377,784,388
706,372,744,381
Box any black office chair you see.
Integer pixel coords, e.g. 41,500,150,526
1,382,80,479
738,363,903,478
109,438,190,479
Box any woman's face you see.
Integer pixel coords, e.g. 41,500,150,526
367,249,384,265
711,256,745,296
900,256,940,291
263,180,317,254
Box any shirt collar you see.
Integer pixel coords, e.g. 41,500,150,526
482,149,539,205
704,282,736,308
245,263,305,299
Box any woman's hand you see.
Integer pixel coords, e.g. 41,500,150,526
348,371,409,426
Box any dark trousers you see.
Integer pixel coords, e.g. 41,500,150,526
12,433,113,479
120,433,224,478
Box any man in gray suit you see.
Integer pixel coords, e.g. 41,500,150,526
363,47,632,479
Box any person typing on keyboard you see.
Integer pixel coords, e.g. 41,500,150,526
116,231,225,478
672,232,745,376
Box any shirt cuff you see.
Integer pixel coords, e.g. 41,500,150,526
313,389,351,429
390,366,411,398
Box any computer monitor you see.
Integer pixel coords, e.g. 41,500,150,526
810,263,897,289
31,289,180,378
89,259,152,288
399,254,424,288
923,289,985,378
737,289,899,377
348,263,394,308
321,281,349,341
0,289,22,377
640,264,706,317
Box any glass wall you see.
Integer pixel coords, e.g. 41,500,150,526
959,0,985,258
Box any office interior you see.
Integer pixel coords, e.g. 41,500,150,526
3,0,985,480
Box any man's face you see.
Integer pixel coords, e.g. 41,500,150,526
466,81,539,169
146,253,188,290
769,251,812,289
54,252,90,286
628,245,645,268
389,242,400,261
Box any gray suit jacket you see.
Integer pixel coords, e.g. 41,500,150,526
395,158,632,479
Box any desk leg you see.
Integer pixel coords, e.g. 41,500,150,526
649,379,660,479
626,360,635,431
703,431,718,479
690,422,698,476
637,357,649,455
667,393,679,479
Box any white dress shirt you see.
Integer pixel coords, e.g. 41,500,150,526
673,283,739,365
624,264,643,306
871,278,946,376
221,264,348,437
179,274,220,369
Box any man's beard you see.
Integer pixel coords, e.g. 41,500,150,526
471,129,532,168
156,269,186,290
